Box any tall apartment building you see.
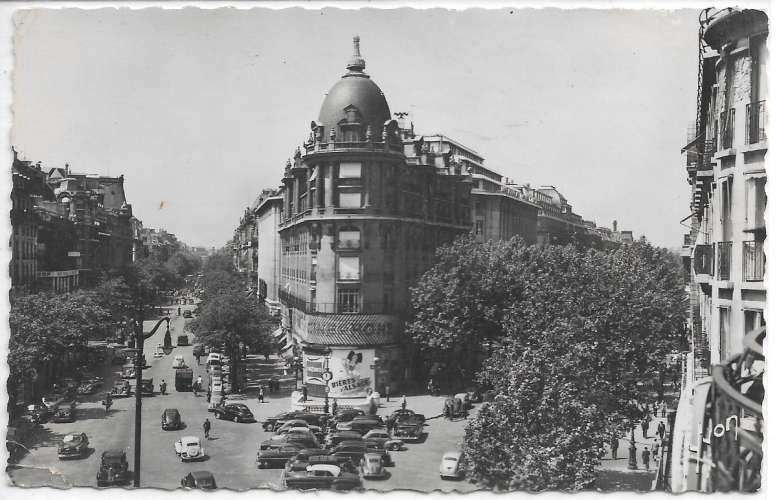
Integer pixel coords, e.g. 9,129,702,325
671,8,766,493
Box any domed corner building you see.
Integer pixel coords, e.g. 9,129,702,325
276,36,473,401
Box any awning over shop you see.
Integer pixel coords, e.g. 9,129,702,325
272,327,285,340
681,132,705,153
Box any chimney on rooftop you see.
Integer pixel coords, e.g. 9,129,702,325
613,220,618,233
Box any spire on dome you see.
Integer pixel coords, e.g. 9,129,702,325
346,35,366,72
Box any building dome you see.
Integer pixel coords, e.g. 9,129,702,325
317,36,391,140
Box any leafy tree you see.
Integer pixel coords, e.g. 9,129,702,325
409,237,687,490
165,249,202,280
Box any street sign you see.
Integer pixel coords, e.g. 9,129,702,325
322,371,333,382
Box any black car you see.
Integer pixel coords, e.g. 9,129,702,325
390,409,425,425
181,471,216,490
177,335,189,346
51,402,77,423
161,408,182,430
257,443,306,469
96,450,131,486
264,411,320,431
334,409,366,423
183,310,192,318
58,432,89,459
20,404,49,424
330,442,368,465
213,403,254,423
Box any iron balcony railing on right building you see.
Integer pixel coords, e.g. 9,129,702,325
716,241,732,280
746,100,767,144
742,240,765,281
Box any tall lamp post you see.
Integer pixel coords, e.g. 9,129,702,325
627,424,638,470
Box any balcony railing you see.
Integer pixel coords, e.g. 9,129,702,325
746,101,767,144
277,291,395,315
683,233,693,247
716,241,732,280
742,241,765,281
708,326,764,492
304,140,403,154
694,244,714,275
720,109,735,149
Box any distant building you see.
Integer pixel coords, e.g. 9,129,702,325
253,189,283,308
140,228,180,262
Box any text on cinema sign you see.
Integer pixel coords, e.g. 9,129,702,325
330,377,371,392
312,318,396,337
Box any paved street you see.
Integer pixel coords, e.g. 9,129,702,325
8,304,483,492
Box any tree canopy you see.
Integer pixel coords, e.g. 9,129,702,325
408,236,687,490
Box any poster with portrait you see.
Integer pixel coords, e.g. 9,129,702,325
305,348,374,398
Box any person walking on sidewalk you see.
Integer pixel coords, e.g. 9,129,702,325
302,385,308,402
400,394,407,411
258,386,265,404
651,438,660,464
641,417,650,439
657,421,666,441
203,418,211,440
661,401,667,418
641,446,651,470
610,435,619,459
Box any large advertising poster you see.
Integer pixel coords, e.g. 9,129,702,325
305,348,374,398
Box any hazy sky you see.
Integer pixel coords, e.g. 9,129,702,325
12,7,701,248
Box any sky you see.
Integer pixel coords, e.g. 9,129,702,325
11,6,703,248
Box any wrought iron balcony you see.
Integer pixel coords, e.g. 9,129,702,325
716,241,732,280
694,244,714,275
720,109,735,150
746,101,767,144
742,241,765,282
708,326,764,492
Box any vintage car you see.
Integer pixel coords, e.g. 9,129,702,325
283,463,362,491
393,422,424,443
76,381,100,395
333,409,366,423
180,471,217,490
20,403,49,424
51,403,77,423
172,355,187,369
161,408,182,430
363,441,394,466
263,411,299,431
360,453,387,479
324,431,363,448
330,441,368,465
284,449,333,474
256,443,306,469
120,363,136,380
41,393,65,413
141,378,154,397
362,429,404,451
96,450,131,486
177,335,190,346
213,403,254,423
390,409,426,425
276,419,310,434
175,436,206,462
58,432,89,459
439,451,464,479
111,380,132,398
335,419,382,435
183,310,193,318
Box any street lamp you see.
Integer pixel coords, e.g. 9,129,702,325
627,424,638,470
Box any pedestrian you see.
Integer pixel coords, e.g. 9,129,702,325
302,385,308,402
203,418,211,439
258,386,265,404
207,388,211,402
657,421,666,441
672,373,679,390
195,353,201,365
385,385,391,402
641,418,649,439
427,379,434,395
642,446,651,470
651,438,660,463
610,434,619,459
661,401,667,418
653,402,658,417
264,352,270,361
401,394,407,411
331,399,338,415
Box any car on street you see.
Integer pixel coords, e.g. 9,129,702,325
336,419,382,435
275,419,310,434
20,404,49,424
183,310,192,318
333,409,365,423
96,450,131,486
439,451,464,479
362,429,404,451
175,436,206,462
394,422,424,443
172,355,187,369
141,378,155,397
283,463,362,491
51,403,77,423
330,441,369,465
111,380,132,398
284,449,332,474
120,363,136,379
77,380,101,395
180,471,217,490
213,403,255,423
58,432,90,459
324,431,363,448
41,393,65,413
360,453,387,479
390,409,426,425
177,334,189,346
161,408,182,430
257,443,306,469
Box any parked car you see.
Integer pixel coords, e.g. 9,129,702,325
283,463,362,491
174,436,206,462
360,453,387,479
363,441,394,466
77,380,101,395
58,432,89,459
330,442,368,465
440,451,464,479
111,380,132,398
161,408,182,430
394,422,424,443
172,355,187,369
192,344,205,358
180,471,216,490
333,409,366,423
256,443,306,469
206,353,222,370
20,404,49,424
177,335,189,346
325,431,363,448
141,378,154,397
213,403,254,423
336,419,382,435
363,429,404,451
120,364,136,379
276,419,310,434
183,310,193,318
263,411,299,431
51,404,77,423
96,450,131,486
41,393,65,413
390,409,426,425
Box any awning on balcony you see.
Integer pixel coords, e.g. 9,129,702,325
681,132,705,153
272,327,285,340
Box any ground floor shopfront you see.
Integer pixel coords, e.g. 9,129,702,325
279,307,407,398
